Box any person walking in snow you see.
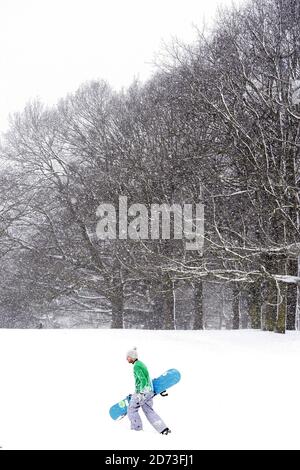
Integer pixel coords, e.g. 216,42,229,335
126,347,171,435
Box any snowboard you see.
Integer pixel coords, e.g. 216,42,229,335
109,368,181,420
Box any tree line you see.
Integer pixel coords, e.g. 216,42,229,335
0,0,299,332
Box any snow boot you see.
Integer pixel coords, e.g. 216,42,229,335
160,428,171,435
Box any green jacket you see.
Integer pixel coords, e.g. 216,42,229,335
133,360,153,394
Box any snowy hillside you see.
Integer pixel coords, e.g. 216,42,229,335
0,329,300,450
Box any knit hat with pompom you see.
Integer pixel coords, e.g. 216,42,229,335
126,347,138,360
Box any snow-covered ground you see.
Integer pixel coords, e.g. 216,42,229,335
0,328,300,450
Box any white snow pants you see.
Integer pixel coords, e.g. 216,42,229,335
127,392,167,433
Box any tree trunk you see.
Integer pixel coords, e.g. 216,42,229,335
111,293,124,329
286,259,297,330
276,283,287,334
262,255,278,332
193,282,204,330
275,256,289,334
162,281,175,329
249,282,262,329
287,282,296,330
232,284,240,330
297,256,300,330
263,280,277,331
218,286,225,329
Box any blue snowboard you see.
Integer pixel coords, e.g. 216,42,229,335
109,368,181,420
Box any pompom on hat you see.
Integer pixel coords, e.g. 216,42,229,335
126,347,138,360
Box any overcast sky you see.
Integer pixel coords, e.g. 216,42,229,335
0,0,241,132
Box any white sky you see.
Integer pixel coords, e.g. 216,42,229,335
0,0,240,132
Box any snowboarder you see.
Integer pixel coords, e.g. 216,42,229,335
126,347,171,435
